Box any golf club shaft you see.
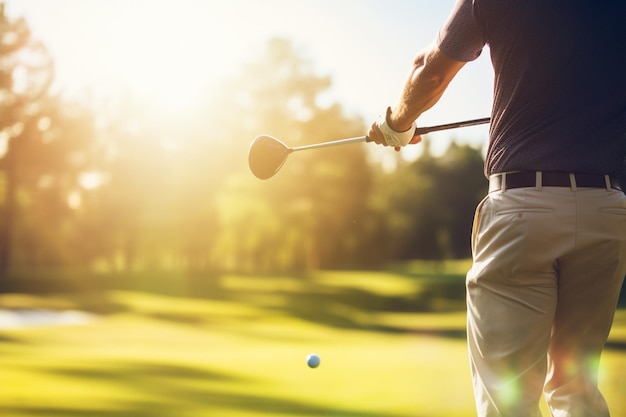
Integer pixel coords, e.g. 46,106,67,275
413,117,490,135
291,136,366,152
290,117,490,152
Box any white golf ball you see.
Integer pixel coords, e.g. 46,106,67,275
306,353,320,368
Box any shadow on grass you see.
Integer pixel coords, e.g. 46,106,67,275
0,334,28,343
207,273,467,339
141,311,209,325
44,361,246,383
25,360,416,417
79,269,468,339
2,398,416,417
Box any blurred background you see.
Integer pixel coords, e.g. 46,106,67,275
0,0,494,288
0,1,623,417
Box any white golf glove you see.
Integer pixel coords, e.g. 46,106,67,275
376,107,417,147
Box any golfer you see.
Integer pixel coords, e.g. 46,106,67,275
368,1,626,416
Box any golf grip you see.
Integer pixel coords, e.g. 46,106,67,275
365,116,490,142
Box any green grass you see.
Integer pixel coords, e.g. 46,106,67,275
0,267,625,417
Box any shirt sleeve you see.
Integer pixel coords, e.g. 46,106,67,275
436,0,486,62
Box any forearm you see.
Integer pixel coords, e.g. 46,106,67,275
388,44,465,132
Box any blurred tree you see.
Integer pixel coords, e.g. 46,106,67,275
437,142,487,258
211,38,372,272
10,98,96,267
0,4,54,274
88,91,183,272
370,142,439,261
0,5,98,278
371,140,486,261
89,85,232,277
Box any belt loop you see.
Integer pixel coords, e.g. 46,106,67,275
604,175,612,191
569,173,577,191
535,171,542,191
502,172,507,191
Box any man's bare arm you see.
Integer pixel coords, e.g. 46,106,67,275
369,43,466,147
390,44,466,131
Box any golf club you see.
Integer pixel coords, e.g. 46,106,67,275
248,117,490,180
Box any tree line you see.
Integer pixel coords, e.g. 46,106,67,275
0,11,488,282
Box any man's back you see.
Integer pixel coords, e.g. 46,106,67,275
474,1,626,177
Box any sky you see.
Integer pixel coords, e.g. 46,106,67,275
6,0,494,156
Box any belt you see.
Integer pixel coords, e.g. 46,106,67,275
489,171,623,193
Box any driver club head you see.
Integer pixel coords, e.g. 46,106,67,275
248,135,292,180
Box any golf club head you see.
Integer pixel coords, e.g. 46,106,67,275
248,135,292,180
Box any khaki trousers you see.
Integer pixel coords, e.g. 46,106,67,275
467,185,626,417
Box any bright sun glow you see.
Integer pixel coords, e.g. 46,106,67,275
38,1,261,114
96,2,238,113
11,0,493,155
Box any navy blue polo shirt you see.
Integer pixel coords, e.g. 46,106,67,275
437,0,626,179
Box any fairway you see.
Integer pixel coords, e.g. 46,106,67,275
1,268,625,417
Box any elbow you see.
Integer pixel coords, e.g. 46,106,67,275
412,46,464,88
